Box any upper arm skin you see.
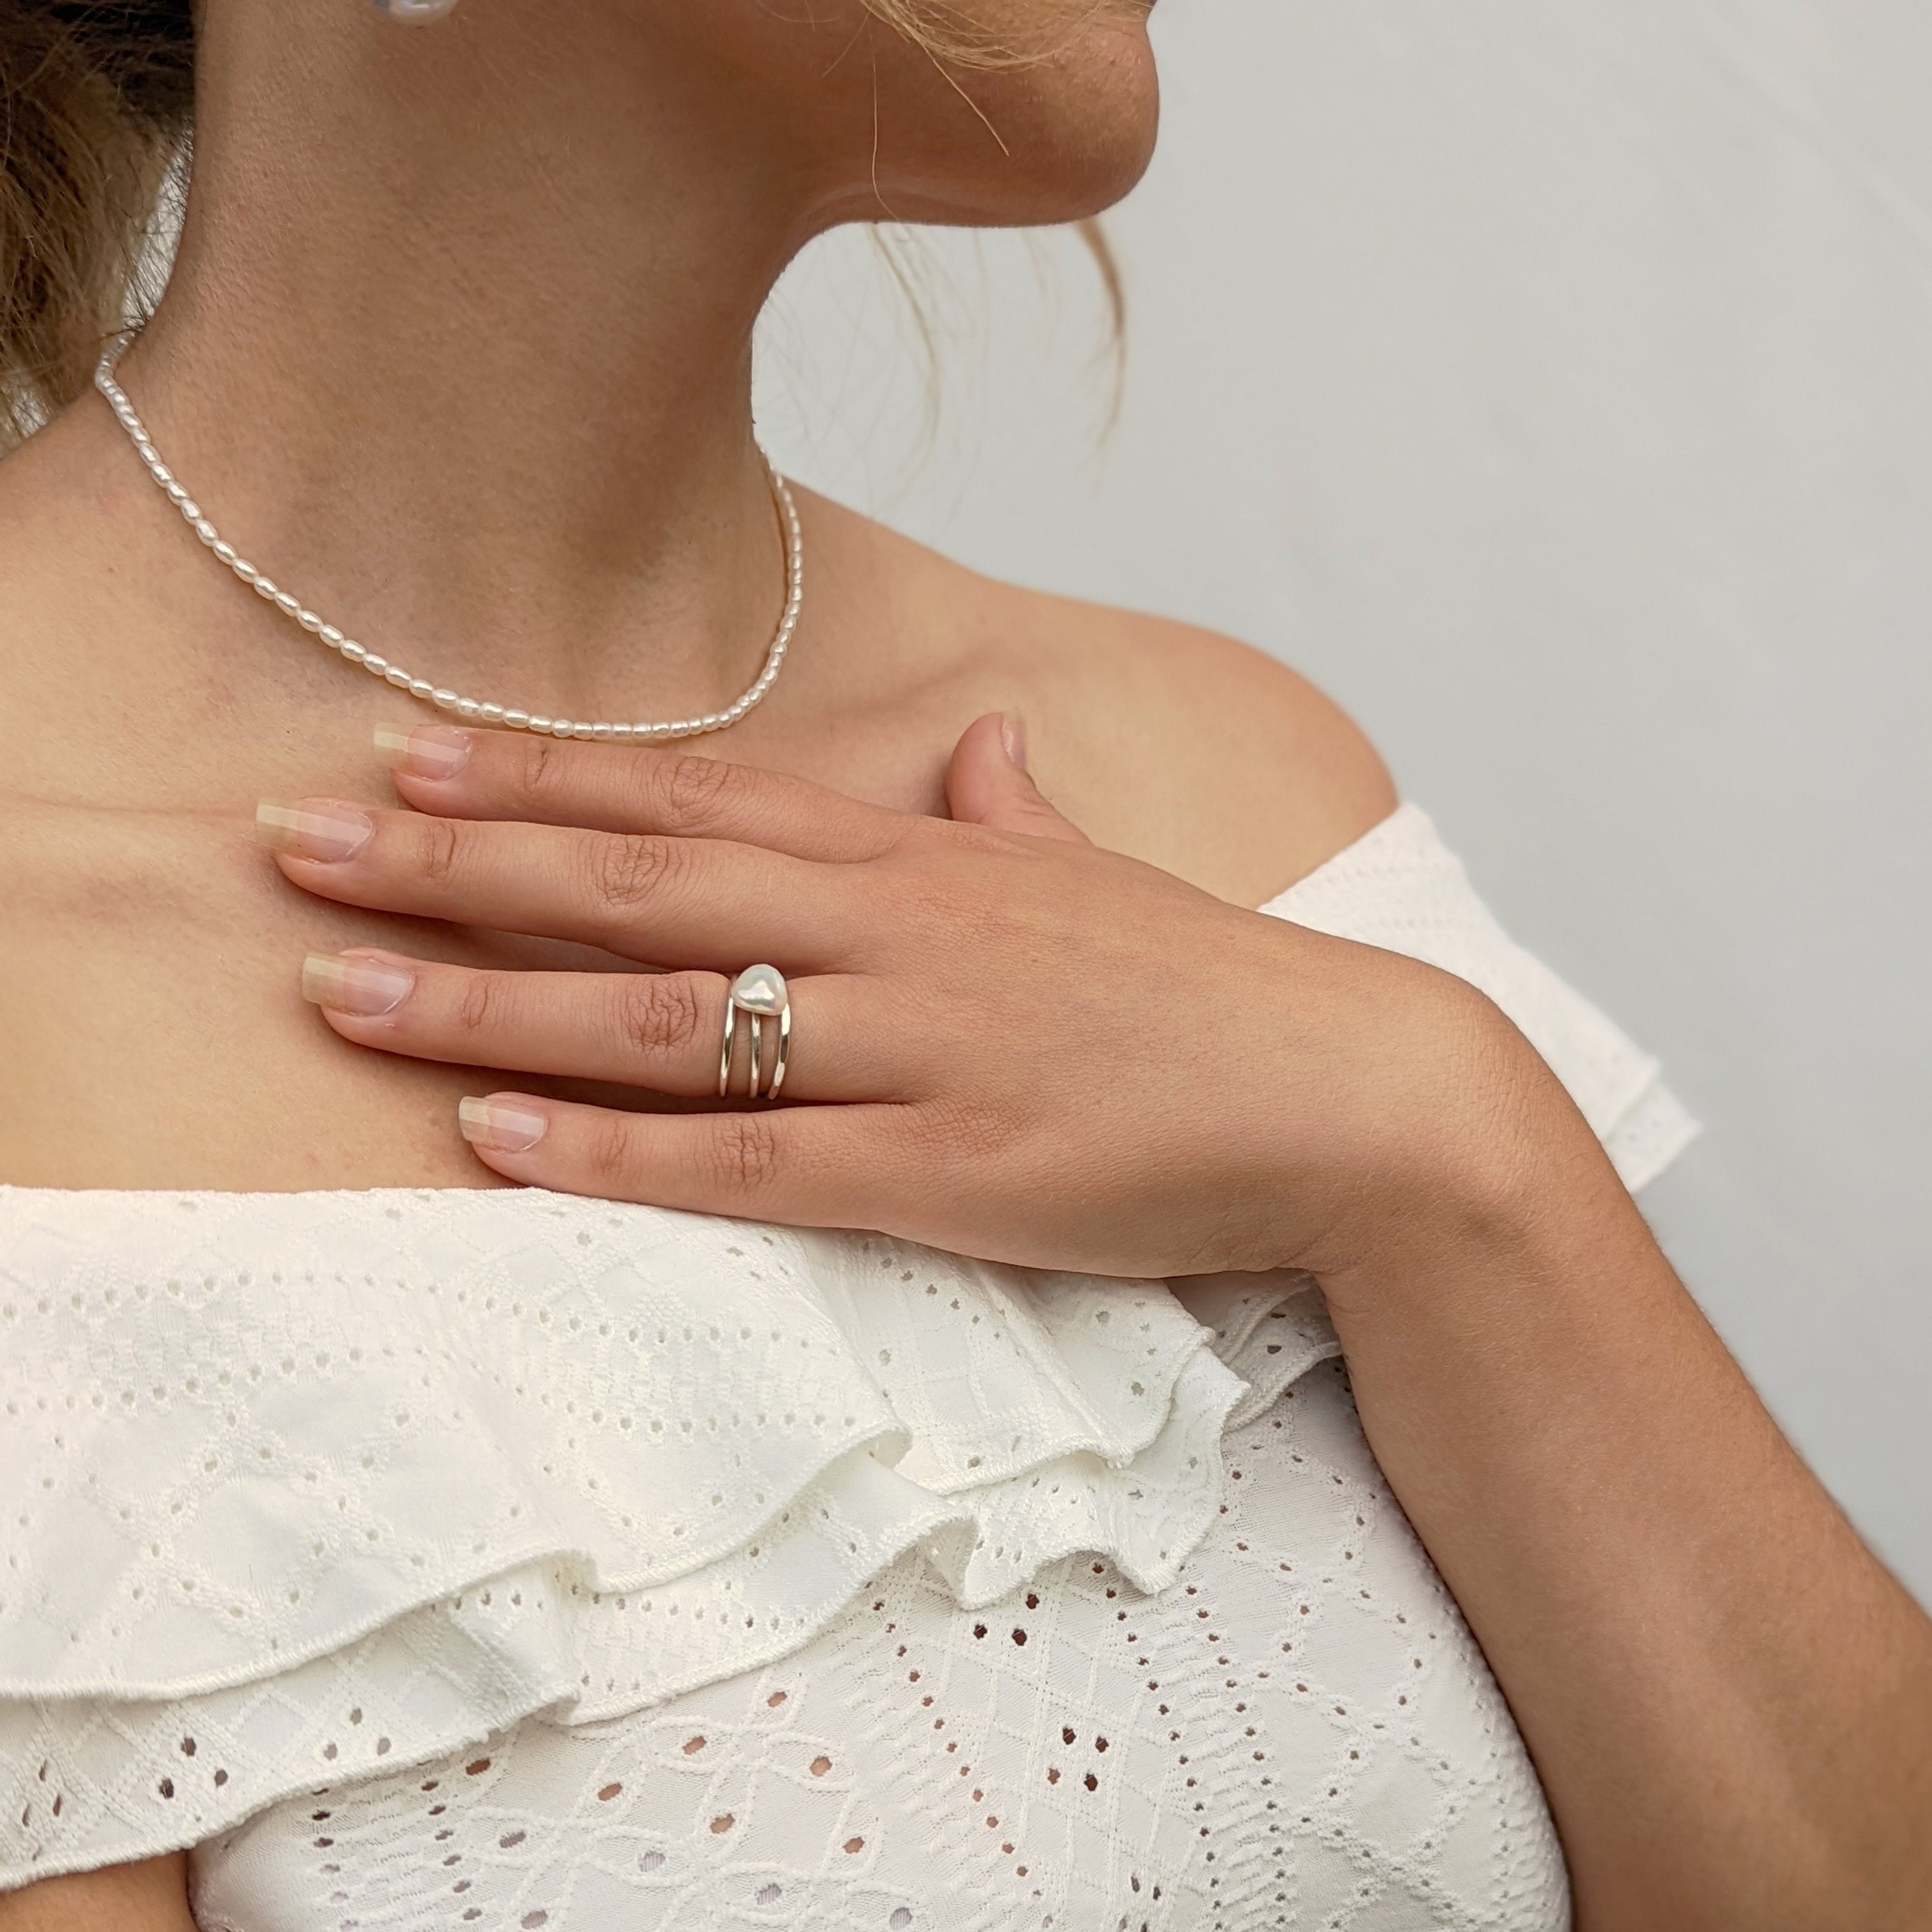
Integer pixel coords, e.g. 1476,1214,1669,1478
0,1857,196,1932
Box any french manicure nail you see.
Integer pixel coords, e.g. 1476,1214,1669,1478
256,799,375,861
458,1095,549,1154
375,723,472,781
302,951,415,1017
1002,712,1029,773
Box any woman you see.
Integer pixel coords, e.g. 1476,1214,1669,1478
1,0,1927,1926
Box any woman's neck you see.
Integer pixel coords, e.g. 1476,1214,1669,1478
114,3,819,727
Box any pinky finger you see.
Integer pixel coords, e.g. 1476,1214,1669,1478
456,1089,908,1228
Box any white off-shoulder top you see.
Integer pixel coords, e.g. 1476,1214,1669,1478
0,806,1696,1929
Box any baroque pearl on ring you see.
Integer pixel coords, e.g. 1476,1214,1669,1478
719,966,792,1102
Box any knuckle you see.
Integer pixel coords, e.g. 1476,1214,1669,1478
519,733,570,807
660,753,740,829
419,815,466,885
454,970,507,1039
705,1111,782,1196
585,832,680,919
616,972,706,1060
581,1111,643,1192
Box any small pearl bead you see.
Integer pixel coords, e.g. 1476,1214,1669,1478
96,342,801,746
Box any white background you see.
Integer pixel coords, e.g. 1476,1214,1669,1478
754,0,1932,1603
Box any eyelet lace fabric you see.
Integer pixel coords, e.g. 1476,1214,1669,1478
0,805,1696,1924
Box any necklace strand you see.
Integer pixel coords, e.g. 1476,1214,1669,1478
93,335,803,741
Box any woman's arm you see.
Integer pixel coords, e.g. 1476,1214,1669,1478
0,1856,197,1931
259,716,1932,1926
1317,1035,1932,1930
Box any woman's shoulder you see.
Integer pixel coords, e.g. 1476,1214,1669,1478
1011,591,1397,905
824,501,1397,907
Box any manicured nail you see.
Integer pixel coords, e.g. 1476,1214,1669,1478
256,799,375,861
375,723,472,781
302,950,415,1017
458,1095,548,1153
371,0,461,22
1002,712,1029,773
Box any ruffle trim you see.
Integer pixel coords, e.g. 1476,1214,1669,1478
1263,804,1701,1190
0,1185,1330,1882
0,801,1696,1885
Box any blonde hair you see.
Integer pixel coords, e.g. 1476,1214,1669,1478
0,1,1120,449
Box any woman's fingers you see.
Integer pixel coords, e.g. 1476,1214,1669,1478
454,1088,916,1227
301,950,900,1100
376,723,909,861
944,710,1092,844
258,798,856,969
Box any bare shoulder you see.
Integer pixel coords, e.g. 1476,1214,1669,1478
923,575,1394,911
1018,596,1395,905
807,500,1397,907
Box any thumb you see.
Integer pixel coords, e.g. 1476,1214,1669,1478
944,712,1090,843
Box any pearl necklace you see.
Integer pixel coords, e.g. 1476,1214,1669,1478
92,335,803,742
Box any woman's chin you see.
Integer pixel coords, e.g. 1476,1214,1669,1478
870,45,1160,229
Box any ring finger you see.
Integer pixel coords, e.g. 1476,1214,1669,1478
300,949,904,1102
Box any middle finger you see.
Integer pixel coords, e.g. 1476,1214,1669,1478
257,798,858,970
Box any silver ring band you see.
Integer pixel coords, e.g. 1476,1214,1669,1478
718,964,791,1101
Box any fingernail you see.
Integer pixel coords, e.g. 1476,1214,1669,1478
371,0,462,22
1002,712,1029,773
459,1095,549,1154
302,950,415,1017
256,799,375,861
375,723,472,781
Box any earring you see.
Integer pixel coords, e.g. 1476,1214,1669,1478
371,0,461,22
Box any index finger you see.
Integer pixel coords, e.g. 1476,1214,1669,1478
373,723,908,862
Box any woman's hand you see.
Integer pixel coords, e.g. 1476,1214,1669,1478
259,716,1932,1929
260,713,1582,1282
